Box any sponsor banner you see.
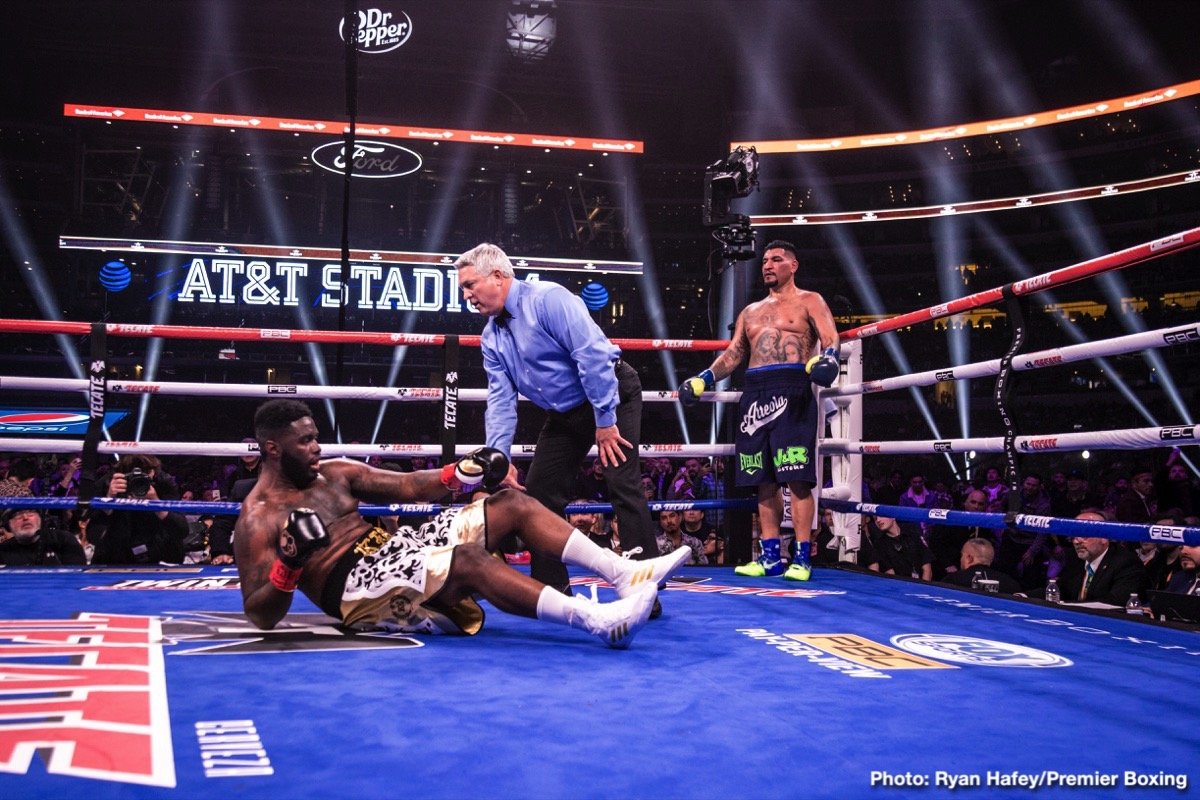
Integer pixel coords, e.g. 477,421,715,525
0,408,128,436
732,79,1200,153
64,103,644,153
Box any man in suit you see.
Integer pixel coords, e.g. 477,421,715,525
940,537,1020,594
1165,543,1200,596
1055,510,1145,606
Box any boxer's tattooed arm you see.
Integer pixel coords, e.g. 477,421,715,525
710,311,750,379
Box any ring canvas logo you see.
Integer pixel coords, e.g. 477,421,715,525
0,612,420,786
890,633,1072,667
742,629,1072,676
310,140,423,179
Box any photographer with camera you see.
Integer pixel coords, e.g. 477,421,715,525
90,454,190,565
0,507,87,565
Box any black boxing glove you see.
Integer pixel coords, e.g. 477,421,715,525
677,369,714,408
270,508,331,592
805,347,840,388
441,447,510,492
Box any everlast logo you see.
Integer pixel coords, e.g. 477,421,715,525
933,441,953,452
1162,328,1200,345
1160,426,1195,441
89,360,105,418
935,371,954,381
267,385,297,394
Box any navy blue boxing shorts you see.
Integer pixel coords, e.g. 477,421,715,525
734,364,818,488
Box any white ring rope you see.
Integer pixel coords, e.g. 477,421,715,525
0,437,737,459
823,424,1198,456
0,376,742,405
826,322,1199,397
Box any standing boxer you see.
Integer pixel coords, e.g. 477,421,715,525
678,240,839,580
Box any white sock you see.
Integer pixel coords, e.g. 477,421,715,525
536,586,581,628
560,529,626,582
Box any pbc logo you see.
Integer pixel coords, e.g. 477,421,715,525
1159,426,1195,441
928,508,949,520
935,371,954,381
267,385,297,394
933,441,953,452
1149,525,1185,544
1161,328,1199,345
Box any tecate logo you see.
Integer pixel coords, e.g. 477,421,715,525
311,140,423,180
340,7,412,53
1014,274,1053,294
890,634,1072,668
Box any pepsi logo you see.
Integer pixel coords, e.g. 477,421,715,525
0,411,90,434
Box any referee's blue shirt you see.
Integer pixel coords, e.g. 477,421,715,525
482,278,621,454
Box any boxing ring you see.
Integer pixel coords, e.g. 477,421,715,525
0,226,1199,798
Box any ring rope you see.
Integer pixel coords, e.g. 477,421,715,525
821,498,1200,547
0,438,739,458
3,494,1193,547
0,376,743,405
839,225,1200,341
826,322,1199,397
822,424,1199,455
0,495,755,519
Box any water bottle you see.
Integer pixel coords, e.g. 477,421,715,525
970,573,981,590
1125,595,1143,615
1044,578,1060,604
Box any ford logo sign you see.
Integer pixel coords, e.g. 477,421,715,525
310,140,423,179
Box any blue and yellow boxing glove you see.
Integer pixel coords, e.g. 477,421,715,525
677,369,715,408
805,347,839,387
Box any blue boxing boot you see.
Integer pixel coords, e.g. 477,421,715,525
734,537,785,577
